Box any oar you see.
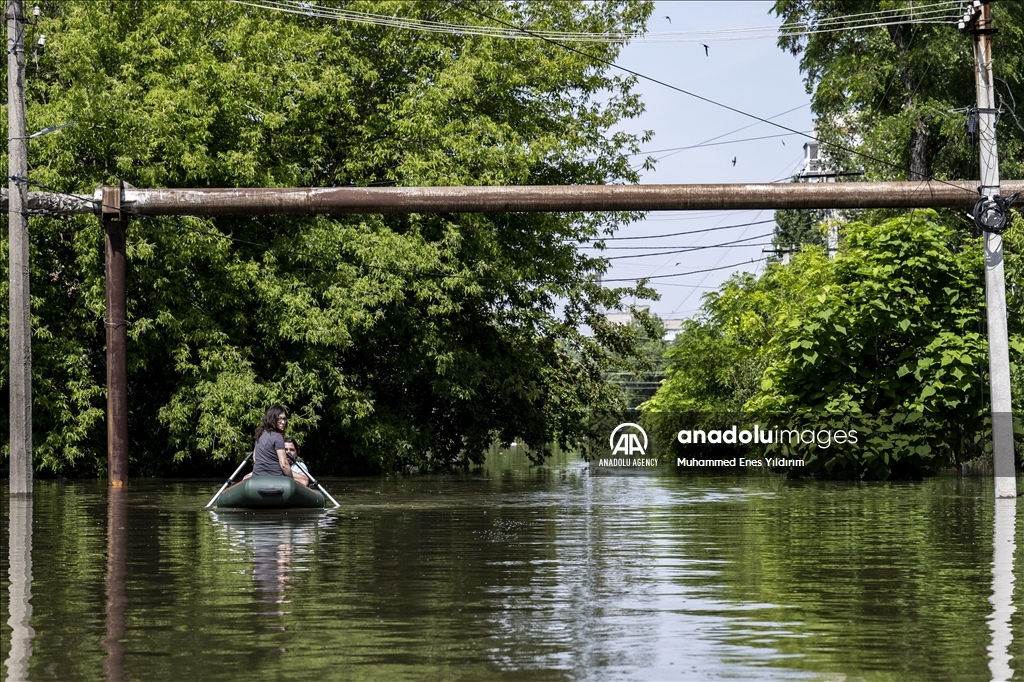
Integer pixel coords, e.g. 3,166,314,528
293,460,341,508
205,449,255,508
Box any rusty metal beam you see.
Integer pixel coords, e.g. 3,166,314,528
6,180,1024,216
90,180,1022,215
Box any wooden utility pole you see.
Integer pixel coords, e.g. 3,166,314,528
7,0,31,495
967,1,1016,499
102,184,128,487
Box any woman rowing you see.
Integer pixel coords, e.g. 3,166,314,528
252,405,310,487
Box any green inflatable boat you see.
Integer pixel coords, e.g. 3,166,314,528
216,475,325,509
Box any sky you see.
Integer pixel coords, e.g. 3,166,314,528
597,1,815,320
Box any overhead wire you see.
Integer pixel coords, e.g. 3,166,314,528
45,5,972,296
630,104,810,171
662,153,808,313
228,0,961,43
229,0,972,200
602,258,768,282
599,232,774,257
455,3,975,205
610,245,773,267
629,130,810,159
594,218,776,241
229,0,976,286
657,149,808,309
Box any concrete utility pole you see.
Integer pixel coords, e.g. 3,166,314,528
7,0,31,495
966,1,1016,499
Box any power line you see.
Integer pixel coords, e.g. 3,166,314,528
664,149,800,313
226,0,974,198
595,218,776,241
629,131,810,158
459,4,976,202
603,102,808,162
656,282,730,289
601,232,774,259
229,0,960,44
630,104,811,172
611,247,773,267
603,258,767,282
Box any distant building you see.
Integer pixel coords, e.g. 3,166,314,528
604,305,649,326
603,306,685,342
799,128,840,258
661,319,685,342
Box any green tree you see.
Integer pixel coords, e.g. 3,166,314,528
0,0,655,475
649,210,1024,478
772,207,828,254
642,252,829,454
749,211,1008,478
772,0,1024,182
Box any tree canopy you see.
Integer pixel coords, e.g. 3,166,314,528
769,0,1024,251
772,0,1024,182
0,0,656,475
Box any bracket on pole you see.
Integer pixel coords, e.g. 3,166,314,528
101,182,125,223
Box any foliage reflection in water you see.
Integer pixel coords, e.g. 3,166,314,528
0,452,1021,680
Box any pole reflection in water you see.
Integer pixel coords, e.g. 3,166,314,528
988,496,1016,682
103,487,128,682
4,495,34,682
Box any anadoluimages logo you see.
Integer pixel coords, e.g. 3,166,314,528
609,422,648,455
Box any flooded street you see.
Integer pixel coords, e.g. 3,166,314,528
1,453,1019,680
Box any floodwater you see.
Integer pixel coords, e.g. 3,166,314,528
1,451,1021,681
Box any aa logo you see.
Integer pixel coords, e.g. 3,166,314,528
609,423,648,456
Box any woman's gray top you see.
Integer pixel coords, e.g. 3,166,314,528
253,431,287,476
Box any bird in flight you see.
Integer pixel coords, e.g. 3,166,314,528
781,140,786,146
664,16,671,23
731,157,737,166
703,44,710,56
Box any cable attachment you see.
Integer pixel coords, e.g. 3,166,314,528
966,109,980,148
971,193,1019,235
965,107,1001,148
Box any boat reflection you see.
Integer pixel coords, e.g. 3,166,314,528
988,496,1016,682
4,495,34,682
104,487,128,682
210,512,331,608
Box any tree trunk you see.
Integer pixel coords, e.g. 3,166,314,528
908,116,930,181
887,23,930,180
